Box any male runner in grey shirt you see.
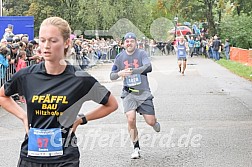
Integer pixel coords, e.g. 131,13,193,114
110,32,160,159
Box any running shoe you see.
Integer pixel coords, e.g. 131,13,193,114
153,122,160,132
131,147,140,159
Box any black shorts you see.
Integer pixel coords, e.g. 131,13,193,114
178,57,187,61
18,158,79,167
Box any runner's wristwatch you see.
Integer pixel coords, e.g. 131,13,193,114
78,113,88,125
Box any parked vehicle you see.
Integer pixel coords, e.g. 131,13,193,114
168,26,192,36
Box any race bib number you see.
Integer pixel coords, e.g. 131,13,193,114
125,74,141,87
28,128,63,157
179,50,184,56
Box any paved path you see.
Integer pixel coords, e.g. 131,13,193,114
0,55,251,167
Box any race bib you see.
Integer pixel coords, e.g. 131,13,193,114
28,128,63,157
125,74,141,87
179,50,184,56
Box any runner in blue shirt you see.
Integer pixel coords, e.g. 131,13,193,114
188,36,195,57
175,36,189,75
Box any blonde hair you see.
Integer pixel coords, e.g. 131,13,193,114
40,17,71,56
74,39,82,46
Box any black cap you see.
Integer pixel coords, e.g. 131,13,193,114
11,43,19,49
30,40,38,45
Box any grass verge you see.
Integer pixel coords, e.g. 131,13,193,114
217,59,252,81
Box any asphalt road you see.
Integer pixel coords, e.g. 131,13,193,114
0,55,251,167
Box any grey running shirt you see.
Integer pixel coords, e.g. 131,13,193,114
111,49,151,91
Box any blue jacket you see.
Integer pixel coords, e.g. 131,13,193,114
188,39,195,48
0,53,9,79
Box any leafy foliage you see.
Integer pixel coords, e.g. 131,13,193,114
1,0,251,48
77,0,152,38
220,14,252,49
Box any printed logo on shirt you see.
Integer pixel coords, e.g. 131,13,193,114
31,94,69,116
123,59,139,69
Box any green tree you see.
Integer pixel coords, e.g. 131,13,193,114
78,0,152,38
234,0,252,16
220,14,252,49
25,0,61,37
2,0,250,46
59,0,80,31
25,0,80,36
3,0,30,16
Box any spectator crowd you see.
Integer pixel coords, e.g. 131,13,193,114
0,25,230,103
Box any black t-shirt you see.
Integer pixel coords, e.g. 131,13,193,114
212,39,221,51
4,61,110,163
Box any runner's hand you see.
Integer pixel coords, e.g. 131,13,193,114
72,117,83,133
118,68,132,77
22,116,29,135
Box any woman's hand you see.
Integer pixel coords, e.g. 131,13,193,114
21,114,29,135
71,117,83,133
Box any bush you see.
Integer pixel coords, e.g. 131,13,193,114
220,14,252,49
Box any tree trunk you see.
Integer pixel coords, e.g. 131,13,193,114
205,0,216,36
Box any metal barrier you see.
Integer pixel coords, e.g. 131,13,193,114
99,47,113,63
0,45,152,87
0,63,14,87
0,60,36,87
0,64,6,86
